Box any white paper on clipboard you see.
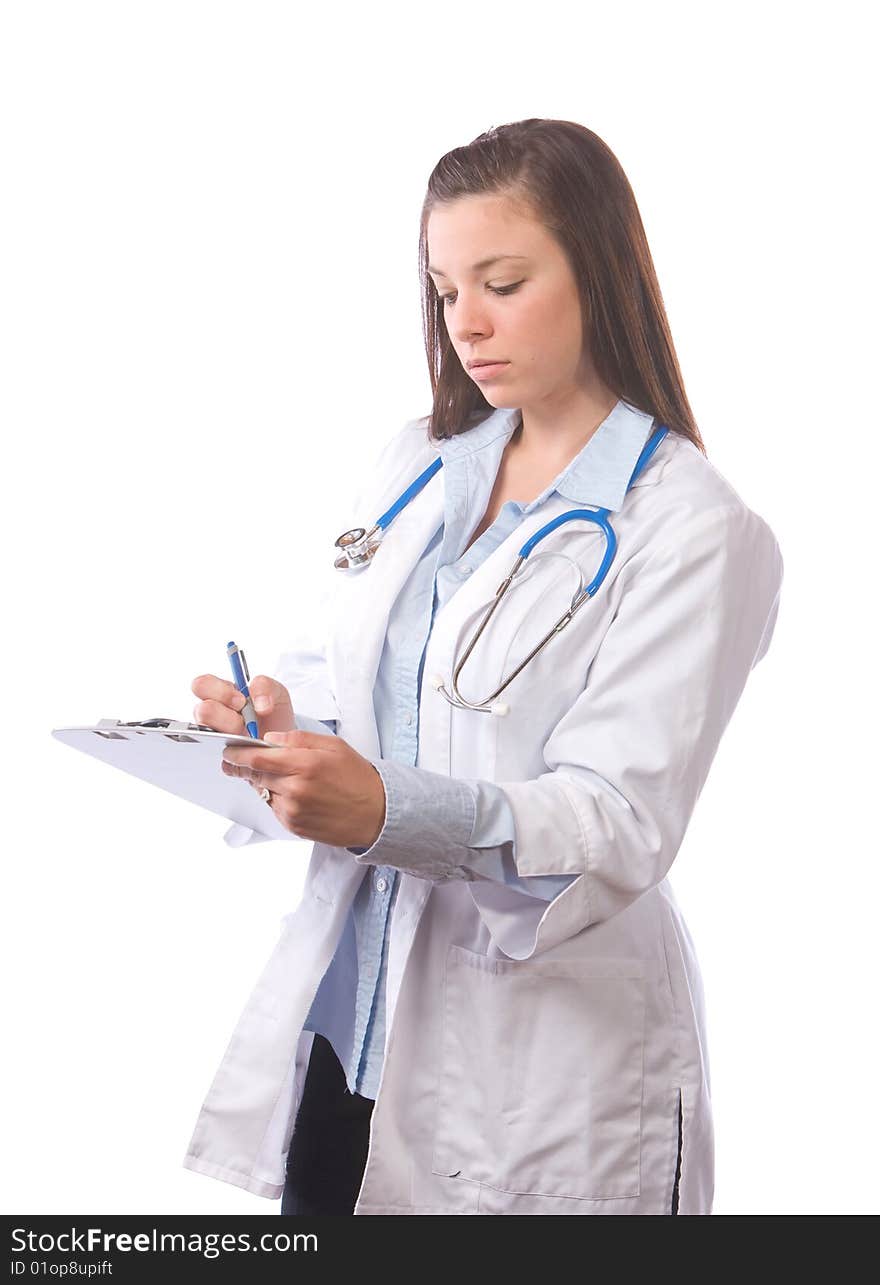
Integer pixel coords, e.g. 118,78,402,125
50,718,295,842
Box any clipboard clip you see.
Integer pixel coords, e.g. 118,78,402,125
95,717,216,741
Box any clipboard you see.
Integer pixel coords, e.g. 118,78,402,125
50,717,294,841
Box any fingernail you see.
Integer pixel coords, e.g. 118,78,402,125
254,695,270,713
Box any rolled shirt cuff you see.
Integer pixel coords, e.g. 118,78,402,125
345,758,478,881
345,759,576,901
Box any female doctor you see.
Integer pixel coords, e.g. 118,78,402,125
185,118,784,1216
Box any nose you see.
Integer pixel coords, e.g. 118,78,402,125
449,297,493,343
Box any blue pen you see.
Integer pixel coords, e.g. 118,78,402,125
227,641,259,739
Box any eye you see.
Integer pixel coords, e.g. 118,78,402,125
438,281,524,307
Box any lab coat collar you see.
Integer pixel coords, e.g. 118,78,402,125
435,397,659,513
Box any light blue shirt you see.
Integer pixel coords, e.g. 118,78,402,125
299,398,656,1097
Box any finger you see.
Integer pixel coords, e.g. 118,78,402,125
194,697,248,735
221,761,290,791
223,731,337,768
238,777,274,798
191,674,247,713
247,675,295,733
223,760,266,785
222,748,295,772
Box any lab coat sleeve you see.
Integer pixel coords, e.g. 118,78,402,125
346,502,783,958
346,764,578,902
469,501,785,959
468,781,578,901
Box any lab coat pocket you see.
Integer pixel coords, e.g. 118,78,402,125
431,944,646,1201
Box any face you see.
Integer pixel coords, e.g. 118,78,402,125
426,192,593,413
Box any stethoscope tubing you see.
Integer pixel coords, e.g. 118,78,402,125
337,422,669,712
375,455,443,531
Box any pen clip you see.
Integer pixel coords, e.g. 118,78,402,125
238,648,250,684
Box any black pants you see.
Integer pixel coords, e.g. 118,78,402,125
281,1033,375,1216
671,1088,682,1214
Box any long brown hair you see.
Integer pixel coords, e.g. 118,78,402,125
418,118,706,455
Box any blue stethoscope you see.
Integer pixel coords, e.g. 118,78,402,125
334,423,669,715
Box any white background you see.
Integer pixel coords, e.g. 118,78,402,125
2,0,876,1216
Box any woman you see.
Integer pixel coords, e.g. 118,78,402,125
184,119,784,1216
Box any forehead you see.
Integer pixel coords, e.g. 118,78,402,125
426,194,544,277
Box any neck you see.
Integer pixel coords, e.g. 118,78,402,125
512,386,619,464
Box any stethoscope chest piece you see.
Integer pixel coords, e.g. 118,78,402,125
334,524,382,571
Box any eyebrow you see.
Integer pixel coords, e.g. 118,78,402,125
426,254,529,279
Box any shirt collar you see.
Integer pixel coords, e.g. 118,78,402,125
435,397,658,513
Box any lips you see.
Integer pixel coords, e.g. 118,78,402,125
468,359,506,368
468,362,510,382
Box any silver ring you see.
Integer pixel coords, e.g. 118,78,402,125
259,787,272,804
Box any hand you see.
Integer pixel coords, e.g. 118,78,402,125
221,730,386,849
191,672,295,738
191,672,298,800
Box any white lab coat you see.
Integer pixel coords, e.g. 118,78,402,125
182,409,784,1215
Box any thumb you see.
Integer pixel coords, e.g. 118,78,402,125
263,730,299,746
248,676,295,734
263,729,334,752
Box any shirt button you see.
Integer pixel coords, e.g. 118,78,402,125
460,564,472,575
375,876,388,893
404,712,413,725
